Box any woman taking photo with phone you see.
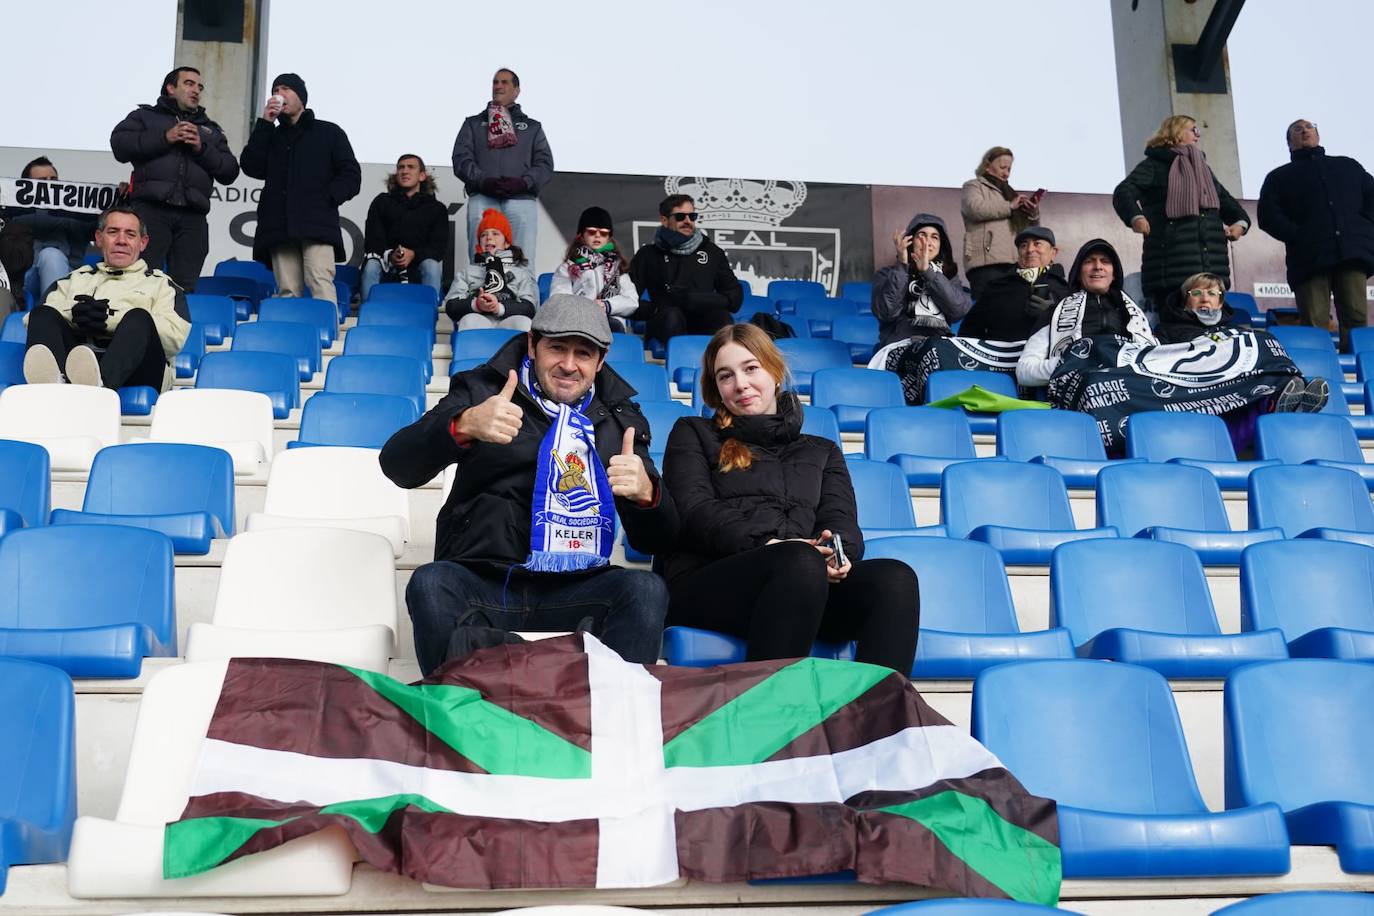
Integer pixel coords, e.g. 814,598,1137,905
660,324,919,672
961,146,1041,300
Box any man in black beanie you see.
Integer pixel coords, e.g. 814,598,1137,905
239,73,361,304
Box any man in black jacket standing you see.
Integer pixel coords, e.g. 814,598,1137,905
1258,119,1374,349
629,194,742,345
361,154,448,300
110,66,240,292
239,73,361,304
380,294,677,673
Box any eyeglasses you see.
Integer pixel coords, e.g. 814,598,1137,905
671,212,699,222
582,227,611,236
1186,288,1223,299
1189,126,1202,137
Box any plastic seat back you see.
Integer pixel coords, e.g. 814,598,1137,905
1226,659,1374,810
537,272,553,303
1270,325,1337,354
612,362,670,402
1213,892,1374,916
811,367,904,421
1125,410,1239,461
190,275,259,307
792,296,852,336
735,296,777,322
342,324,433,368
257,297,337,347
357,298,439,347
846,458,916,529
830,314,881,355
925,369,1018,404
184,294,236,344
323,354,426,415
364,283,439,306
0,385,121,471
261,446,409,524
941,461,1075,538
0,314,25,344
800,404,842,444
666,335,712,389
1096,462,1232,535
840,280,873,303
0,439,50,528
1241,539,1374,641
635,400,691,457
213,258,275,298
606,333,645,364
1284,347,1347,414
1255,412,1365,464
776,339,854,392
865,536,1018,633
865,406,976,462
998,410,1108,461
0,657,75,866
231,320,320,378
451,327,522,362
296,393,419,448
1051,539,1221,644
148,388,275,468
1249,465,1374,537
83,443,234,534
973,659,1207,814
767,279,826,303
0,341,24,387
195,351,300,417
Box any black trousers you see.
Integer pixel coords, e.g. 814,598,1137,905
666,540,920,673
135,201,209,292
26,305,167,389
642,303,734,345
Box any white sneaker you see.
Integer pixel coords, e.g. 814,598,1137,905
22,345,63,384
64,346,103,387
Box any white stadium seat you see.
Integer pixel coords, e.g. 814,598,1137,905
0,384,119,472
147,388,276,476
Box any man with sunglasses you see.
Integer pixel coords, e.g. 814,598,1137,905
629,194,743,344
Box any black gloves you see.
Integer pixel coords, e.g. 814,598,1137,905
71,294,112,336
480,177,528,199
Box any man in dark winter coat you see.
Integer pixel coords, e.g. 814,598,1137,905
110,66,240,291
239,73,361,304
380,294,677,673
361,154,448,300
1258,119,1374,349
451,69,553,260
628,194,743,344
958,226,1068,341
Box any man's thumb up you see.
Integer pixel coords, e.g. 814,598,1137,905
621,426,637,456
499,369,519,400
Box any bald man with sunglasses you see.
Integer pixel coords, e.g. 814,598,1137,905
629,194,743,344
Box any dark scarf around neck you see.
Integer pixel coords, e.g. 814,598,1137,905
717,391,803,448
983,171,1018,202
655,226,704,257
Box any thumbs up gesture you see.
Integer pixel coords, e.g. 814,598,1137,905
608,426,654,506
455,369,524,444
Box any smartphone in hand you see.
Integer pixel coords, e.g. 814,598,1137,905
1029,188,1047,206
827,533,848,570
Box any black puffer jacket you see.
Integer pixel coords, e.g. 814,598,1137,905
660,393,862,582
958,262,1069,341
239,110,361,263
110,96,240,213
1258,146,1374,288
629,234,743,317
1112,147,1250,301
379,336,678,570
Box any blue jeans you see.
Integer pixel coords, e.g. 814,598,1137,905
360,258,443,301
24,247,72,306
406,561,667,673
465,194,538,262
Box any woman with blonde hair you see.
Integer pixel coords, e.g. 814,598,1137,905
961,145,1039,300
1113,115,1250,306
659,323,919,672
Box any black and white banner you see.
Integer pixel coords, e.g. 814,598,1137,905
1048,329,1302,450
871,336,1026,405
0,177,122,215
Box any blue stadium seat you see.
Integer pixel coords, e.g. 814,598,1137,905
0,525,177,676
451,328,522,363
941,462,1117,563
735,295,777,323
606,333,645,365
116,385,159,417
1271,324,1338,354
448,357,484,376
1214,892,1374,915
845,458,917,537
334,263,360,298
341,324,433,383
636,400,691,468
925,369,1019,435
1226,659,1374,873
195,350,299,419
358,298,438,348
1249,464,1374,546
612,362,671,402
973,659,1290,877
1096,462,1281,564
192,275,259,319
364,283,439,307
865,537,1073,678
829,314,880,362
666,334,712,391
333,278,351,317
537,271,553,303
48,443,234,554
812,367,905,433
184,293,236,345
0,439,49,534
0,658,75,895
1225,292,1267,329
323,354,426,416
258,297,337,348
1051,539,1287,676
866,406,981,487
736,278,752,299
997,409,1143,487
291,392,419,449
777,338,853,395
1255,412,1374,488
800,404,841,445
0,342,22,393
868,901,1077,915
661,627,854,667
1360,353,1374,386
1350,327,1374,357
213,257,275,299
0,313,26,344
231,320,320,381
1126,410,1277,490
767,279,826,305
840,280,873,304
792,296,853,339
1241,539,1374,659
173,323,207,378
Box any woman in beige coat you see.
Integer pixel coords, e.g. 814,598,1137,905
960,146,1039,300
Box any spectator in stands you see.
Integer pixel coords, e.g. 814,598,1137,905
550,206,639,332
1,157,100,306
381,294,677,671
958,226,1068,341
360,154,448,301
0,221,34,319
110,66,240,292
629,194,742,343
660,323,919,673
1016,238,1155,387
1154,271,1250,343
21,206,190,390
961,146,1039,300
239,73,361,304
452,69,554,260
872,213,972,348
1258,119,1374,350
444,208,536,331
1113,115,1250,307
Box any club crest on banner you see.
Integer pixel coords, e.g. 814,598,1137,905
1120,332,1261,389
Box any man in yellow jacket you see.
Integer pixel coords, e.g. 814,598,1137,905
23,206,191,389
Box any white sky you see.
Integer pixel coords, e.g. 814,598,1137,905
3,0,1370,197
